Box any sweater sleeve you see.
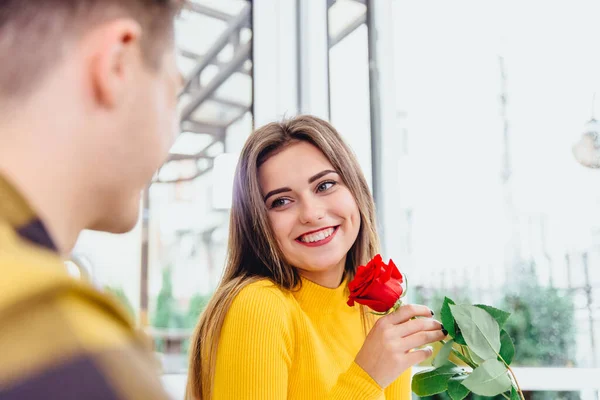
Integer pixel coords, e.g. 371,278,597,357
384,369,412,400
326,361,384,400
213,284,294,399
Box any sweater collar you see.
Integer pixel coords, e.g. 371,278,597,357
0,174,57,252
292,276,351,314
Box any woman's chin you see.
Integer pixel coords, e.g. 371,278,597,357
298,258,346,276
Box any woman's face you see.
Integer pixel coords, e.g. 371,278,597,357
258,141,361,287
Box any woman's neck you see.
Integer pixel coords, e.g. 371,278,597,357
296,257,346,288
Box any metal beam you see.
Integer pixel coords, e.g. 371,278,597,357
179,48,202,60
328,0,367,8
179,49,252,77
157,137,223,183
154,159,215,184
181,4,251,94
183,2,235,21
139,187,150,326
226,105,252,127
168,134,224,162
181,42,252,121
212,95,250,111
329,12,366,48
183,92,250,112
168,152,212,162
180,120,226,136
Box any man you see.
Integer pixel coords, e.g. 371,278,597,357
0,0,183,398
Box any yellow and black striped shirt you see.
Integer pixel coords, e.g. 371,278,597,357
0,176,171,400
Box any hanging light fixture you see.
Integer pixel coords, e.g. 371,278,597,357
573,94,600,168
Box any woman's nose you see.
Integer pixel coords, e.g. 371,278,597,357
298,196,325,225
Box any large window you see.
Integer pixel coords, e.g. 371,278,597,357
390,0,600,363
328,1,600,399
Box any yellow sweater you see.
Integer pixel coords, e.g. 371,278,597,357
213,278,411,399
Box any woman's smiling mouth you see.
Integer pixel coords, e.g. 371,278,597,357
296,226,340,247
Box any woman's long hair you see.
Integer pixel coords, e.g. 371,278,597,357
186,115,380,399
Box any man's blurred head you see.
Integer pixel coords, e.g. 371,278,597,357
0,0,183,233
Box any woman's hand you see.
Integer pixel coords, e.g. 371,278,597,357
354,304,447,389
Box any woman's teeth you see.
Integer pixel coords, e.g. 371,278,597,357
299,227,335,243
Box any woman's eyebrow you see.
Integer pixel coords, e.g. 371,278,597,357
308,169,337,184
263,187,292,202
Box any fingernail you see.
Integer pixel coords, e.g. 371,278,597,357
430,310,434,316
442,327,448,336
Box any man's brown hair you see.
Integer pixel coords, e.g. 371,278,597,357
0,0,182,98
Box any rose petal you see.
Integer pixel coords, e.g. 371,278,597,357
389,259,402,281
348,268,368,291
357,280,398,308
385,279,403,299
352,297,390,313
351,278,377,298
380,259,393,283
349,277,372,294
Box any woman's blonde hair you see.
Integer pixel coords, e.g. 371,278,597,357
186,115,379,399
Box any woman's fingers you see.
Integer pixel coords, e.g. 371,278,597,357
395,317,444,338
354,303,446,389
399,330,448,353
404,346,435,366
382,304,434,325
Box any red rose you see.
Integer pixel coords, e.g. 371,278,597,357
347,254,404,313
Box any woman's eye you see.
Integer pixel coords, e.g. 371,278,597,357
317,181,336,192
271,198,290,209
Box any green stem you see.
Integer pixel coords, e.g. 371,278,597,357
497,354,525,400
460,346,471,364
505,364,525,400
438,341,477,369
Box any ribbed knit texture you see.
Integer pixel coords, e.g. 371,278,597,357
213,278,411,399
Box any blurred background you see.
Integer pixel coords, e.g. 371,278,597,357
70,0,600,399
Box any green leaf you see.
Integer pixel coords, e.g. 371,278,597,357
411,364,466,397
441,297,457,338
450,304,501,360
433,339,455,368
511,386,520,400
441,298,470,346
474,304,511,328
462,359,512,396
465,346,485,365
447,376,470,400
454,333,467,345
499,329,515,365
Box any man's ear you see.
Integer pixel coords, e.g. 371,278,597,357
87,19,142,108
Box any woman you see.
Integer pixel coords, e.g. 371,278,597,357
187,115,445,399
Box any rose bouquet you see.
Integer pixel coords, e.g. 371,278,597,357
347,255,524,400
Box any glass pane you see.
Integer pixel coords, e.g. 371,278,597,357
386,1,600,394
328,0,372,188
